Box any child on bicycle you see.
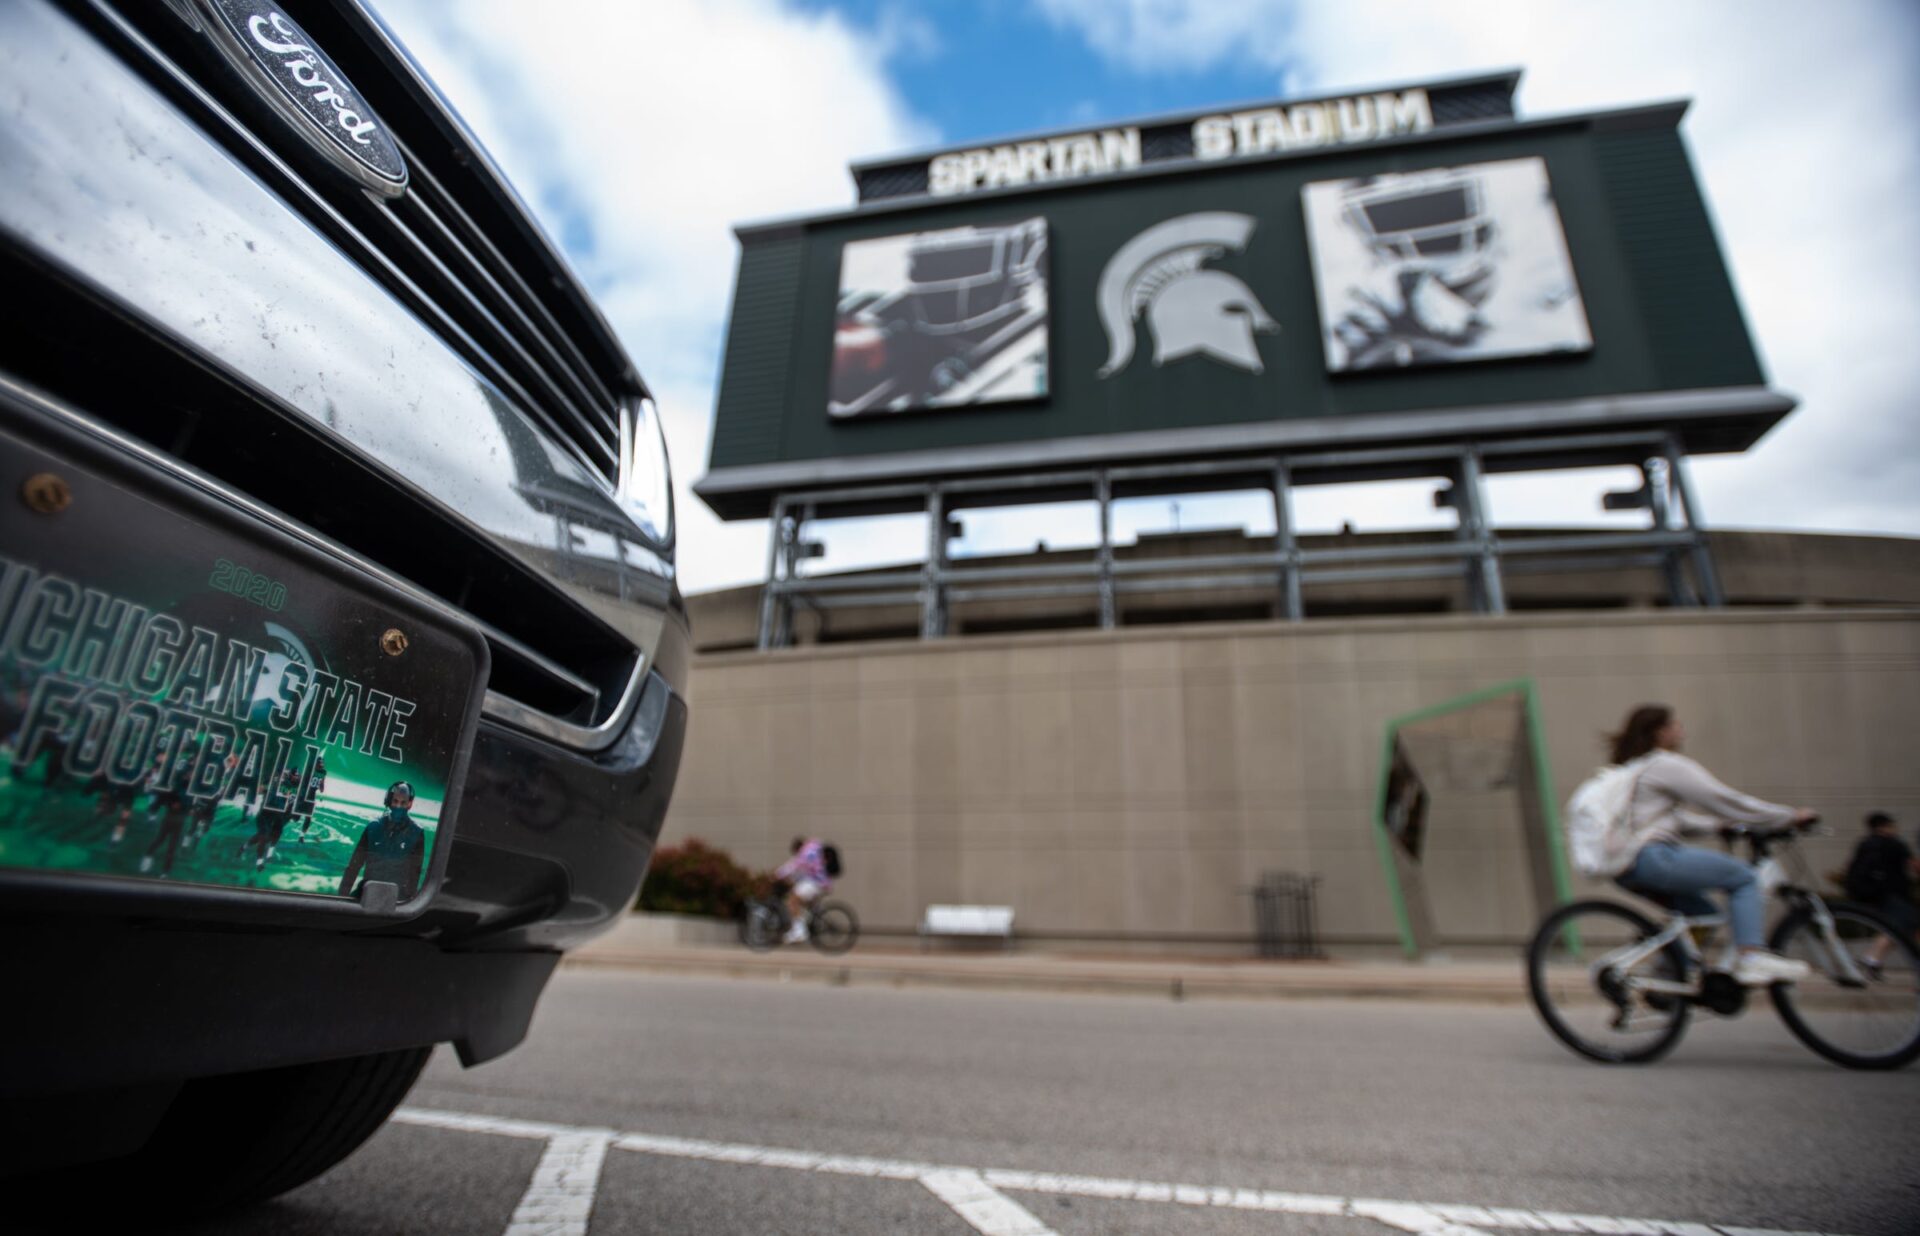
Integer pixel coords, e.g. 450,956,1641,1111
1607,705,1818,986
774,836,833,944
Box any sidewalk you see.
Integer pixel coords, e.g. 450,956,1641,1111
565,918,1530,1004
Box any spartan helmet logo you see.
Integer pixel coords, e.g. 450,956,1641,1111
1097,212,1279,378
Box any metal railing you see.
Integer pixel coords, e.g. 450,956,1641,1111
755,432,1724,649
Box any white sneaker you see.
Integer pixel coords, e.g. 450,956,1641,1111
783,922,809,944
1734,951,1810,986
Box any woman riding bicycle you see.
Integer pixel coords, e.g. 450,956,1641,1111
774,836,833,945
1607,704,1817,987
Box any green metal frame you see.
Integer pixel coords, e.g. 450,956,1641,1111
1370,678,1570,958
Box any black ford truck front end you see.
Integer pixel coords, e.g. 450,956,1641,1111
0,0,688,1215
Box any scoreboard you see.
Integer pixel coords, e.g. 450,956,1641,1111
698,72,1789,520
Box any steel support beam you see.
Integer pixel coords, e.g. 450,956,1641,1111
922,486,947,639
756,499,788,651
949,582,1100,604
943,561,1100,585
1644,457,1696,606
783,502,816,647
1095,471,1116,629
1493,530,1696,556
1273,462,1302,621
1456,448,1506,614
1301,562,1474,586
807,590,926,610
771,570,923,594
1501,552,1671,576
1664,436,1724,607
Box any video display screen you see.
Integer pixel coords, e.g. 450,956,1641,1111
1303,156,1592,372
829,217,1049,418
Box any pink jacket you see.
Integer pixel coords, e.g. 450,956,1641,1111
776,840,831,887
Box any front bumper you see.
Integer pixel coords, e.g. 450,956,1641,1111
1,676,686,1096
0,381,689,1091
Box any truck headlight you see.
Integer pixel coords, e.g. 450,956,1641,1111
619,396,674,548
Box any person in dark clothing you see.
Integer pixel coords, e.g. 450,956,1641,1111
12,723,73,785
239,769,300,870
297,755,327,841
337,781,426,900
139,785,191,878
87,772,140,847
1845,811,1918,970
185,795,218,851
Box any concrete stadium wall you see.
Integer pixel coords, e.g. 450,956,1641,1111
662,609,1919,953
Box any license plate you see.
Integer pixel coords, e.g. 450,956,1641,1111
0,425,485,906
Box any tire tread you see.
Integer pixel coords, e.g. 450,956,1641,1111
17,1045,432,1224
1768,902,1920,1071
1526,899,1691,1065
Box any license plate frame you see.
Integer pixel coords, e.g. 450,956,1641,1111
0,405,489,927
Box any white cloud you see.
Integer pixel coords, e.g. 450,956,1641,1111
1036,0,1920,539
373,0,937,593
1032,0,1300,75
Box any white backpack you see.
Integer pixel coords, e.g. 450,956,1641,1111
1564,757,1651,878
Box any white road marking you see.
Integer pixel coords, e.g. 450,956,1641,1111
920,1168,1060,1236
502,1131,612,1236
984,1166,1351,1214
1355,1198,1494,1236
391,1107,1856,1236
395,1107,596,1142
615,1129,934,1180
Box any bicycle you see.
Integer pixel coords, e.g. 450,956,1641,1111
1527,821,1920,1070
739,888,860,955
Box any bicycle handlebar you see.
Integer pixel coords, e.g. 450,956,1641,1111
1718,816,1819,845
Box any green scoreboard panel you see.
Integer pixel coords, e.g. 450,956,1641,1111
699,85,1788,521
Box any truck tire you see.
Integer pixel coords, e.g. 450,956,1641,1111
20,1045,432,1224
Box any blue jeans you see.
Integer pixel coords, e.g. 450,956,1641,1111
1618,842,1764,949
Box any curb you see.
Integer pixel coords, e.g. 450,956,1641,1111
559,950,1531,1005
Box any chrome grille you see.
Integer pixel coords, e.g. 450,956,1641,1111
375,159,622,482
24,0,654,736
96,0,636,489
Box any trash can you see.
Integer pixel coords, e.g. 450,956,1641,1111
1251,872,1323,959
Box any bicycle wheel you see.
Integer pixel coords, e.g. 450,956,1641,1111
1769,902,1920,1070
1527,900,1691,1065
740,898,786,952
809,900,859,955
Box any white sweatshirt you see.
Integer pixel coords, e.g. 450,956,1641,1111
1628,750,1796,851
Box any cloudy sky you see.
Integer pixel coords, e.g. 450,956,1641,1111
375,0,1920,595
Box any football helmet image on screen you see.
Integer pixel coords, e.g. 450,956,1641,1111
1302,157,1592,372
830,217,1049,417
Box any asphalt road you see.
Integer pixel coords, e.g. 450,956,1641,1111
180,970,1917,1235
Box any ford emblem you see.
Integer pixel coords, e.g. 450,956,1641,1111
192,0,408,197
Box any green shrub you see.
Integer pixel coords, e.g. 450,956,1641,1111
636,838,771,918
